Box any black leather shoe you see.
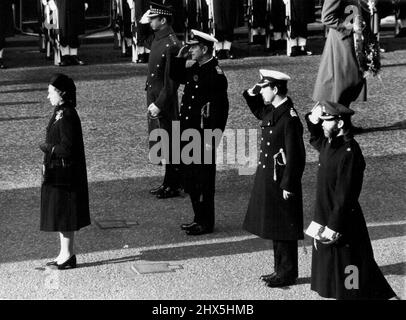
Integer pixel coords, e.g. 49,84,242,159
260,272,277,282
59,55,71,67
56,255,77,270
290,46,300,57
70,55,85,66
299,46,312,56
185,224,213,236
150,184,165,195
180,222,197,230
265,276,296,288
156,186,181,199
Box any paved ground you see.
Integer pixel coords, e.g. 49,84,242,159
0,35,405,300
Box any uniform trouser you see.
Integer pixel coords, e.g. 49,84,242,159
189,164,216,229
163,163,181,189
214,0,236,42
273,240,298,279
60,35,80,49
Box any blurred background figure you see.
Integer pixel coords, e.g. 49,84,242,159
0,0,15,69
52,0,88,66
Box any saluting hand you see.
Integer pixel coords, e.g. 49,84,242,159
309,102,322,124
177,45,191,59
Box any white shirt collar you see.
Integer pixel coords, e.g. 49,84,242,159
272,97,288,108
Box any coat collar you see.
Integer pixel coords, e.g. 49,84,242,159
154,26,175,41
268,97,293,125
191,57,218,72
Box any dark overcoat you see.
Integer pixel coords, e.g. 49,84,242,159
145,26,181,150
242,94,305,240
55,0,86,39
306,115,396,300
170,56,229,193
40,103,90,232
312,0,368,106
0,0,14,43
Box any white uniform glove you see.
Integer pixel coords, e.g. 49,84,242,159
127,0,135,10
48,0,57,11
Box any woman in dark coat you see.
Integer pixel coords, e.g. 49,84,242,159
40,73,90,269
0,0,15,69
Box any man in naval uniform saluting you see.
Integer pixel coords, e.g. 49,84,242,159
141,2,183,199
169,29,229,236
242,70,306,287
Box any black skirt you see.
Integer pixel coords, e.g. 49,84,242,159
40,183,90,232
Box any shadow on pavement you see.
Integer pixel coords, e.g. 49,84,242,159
360,120,406,134
0,154,405,265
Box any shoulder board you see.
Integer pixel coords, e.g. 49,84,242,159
290,108,298,117
215,66,223,74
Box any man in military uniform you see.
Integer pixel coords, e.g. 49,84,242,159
242,70,305,287
50,0,88,66
169,29,229,235
306,101,398,300
0,0,15,69
142,2,183,199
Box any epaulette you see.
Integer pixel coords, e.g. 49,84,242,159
215,66,223,74
290,108,298,117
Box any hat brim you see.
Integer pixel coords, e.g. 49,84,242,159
319,115,338,120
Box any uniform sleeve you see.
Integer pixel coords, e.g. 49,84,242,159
305,112,324,152
242,90,265,120
154,45,180,112
52,114,74,158
322,0,352,37
328,150,358,233
208,74,229,132
280,117,305,193
169,56,188,84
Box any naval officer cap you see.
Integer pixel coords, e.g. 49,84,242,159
140,2,173,23
186,29,218,47
259,69,291,85
318,101,355,120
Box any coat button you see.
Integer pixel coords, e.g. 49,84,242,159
195,85,198,88
263,165,266,168
188,106,191,109
267,142,270,146
166,44,169,47
192,96,195,99
261,137,263,141
269,130,272,134
268,122,270,125
265,154,268,157
162,54,165,57
186,116,189,120
260,150,262,153
179,113,182,116
151,73,154,77
157,64,160,67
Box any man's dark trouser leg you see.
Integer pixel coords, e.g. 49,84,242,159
273,240,298,279
163,164,181,189
193,164,215,229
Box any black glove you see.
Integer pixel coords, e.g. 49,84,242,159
39,142,52,153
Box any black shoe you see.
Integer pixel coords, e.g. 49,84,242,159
150,184,165,195
56,255,77,270
156,186,181,199
185,224,213,236
290,46,300,57
260,272,277,282
0,59,5,69
59,55,71,67
299,46,312,56
70,55,85,66
180,222,197,230
224,50,235,60
265,276,296,288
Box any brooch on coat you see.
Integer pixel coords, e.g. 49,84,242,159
55,110,63,122
273,148,286,181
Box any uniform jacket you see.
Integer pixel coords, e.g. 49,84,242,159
170,56,229,192
0,0,15,40
243,92,305,240
146,26,181,147
306,115,396,300
40,103,90,231
55,0,86,38
312,0,368,106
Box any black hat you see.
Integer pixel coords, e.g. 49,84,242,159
186,29,218,47
318,101,355,120
49,73,76,105
147,2,173,18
